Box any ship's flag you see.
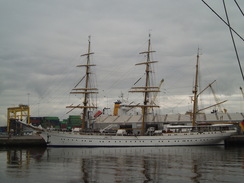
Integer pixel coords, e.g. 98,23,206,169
239,120,244,132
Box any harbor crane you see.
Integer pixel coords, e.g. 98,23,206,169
197,80,227,113
7,104,30,133
209,83,226,113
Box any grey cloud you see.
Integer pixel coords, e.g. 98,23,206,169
0,0,243,125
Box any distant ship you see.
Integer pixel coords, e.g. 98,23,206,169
39,35,237,147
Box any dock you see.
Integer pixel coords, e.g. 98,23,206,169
225,135,244,146
0,135,46,147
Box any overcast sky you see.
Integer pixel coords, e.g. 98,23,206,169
0,0,243,126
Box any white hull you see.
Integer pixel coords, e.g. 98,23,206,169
39,130,236,147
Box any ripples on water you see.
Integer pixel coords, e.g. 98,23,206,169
0,146,244,183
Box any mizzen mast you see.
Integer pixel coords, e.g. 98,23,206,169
66,36,98,130
192,50,200,127
127,34,160,135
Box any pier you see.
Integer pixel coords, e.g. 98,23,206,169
225,135,244,146
0,135,46,147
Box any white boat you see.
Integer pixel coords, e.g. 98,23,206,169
39,35,237,147
40,125,236,147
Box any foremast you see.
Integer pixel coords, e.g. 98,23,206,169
127,34,160,135
66,37,98,130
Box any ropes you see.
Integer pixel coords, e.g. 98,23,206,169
234,0,244,16
222,0,244,81
201,0,244,42
201,0,244,82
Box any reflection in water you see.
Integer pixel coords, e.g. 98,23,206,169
43,146,244,183
7,148,46,167
0,146,244,183
7,149,22,167
3,147,45,179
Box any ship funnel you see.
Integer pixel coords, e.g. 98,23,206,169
113,100,121,116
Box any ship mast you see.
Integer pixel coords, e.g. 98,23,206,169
192,50,200,127
66,36,98,130
127,34,160,135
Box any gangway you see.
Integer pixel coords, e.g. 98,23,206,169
100,124,118,133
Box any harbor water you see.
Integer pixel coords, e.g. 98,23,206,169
0,146,244,183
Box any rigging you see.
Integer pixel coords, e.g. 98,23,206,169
234,0,244,16
201,0,244,81
222,0,244,81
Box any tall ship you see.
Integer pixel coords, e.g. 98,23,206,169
39,36,237,147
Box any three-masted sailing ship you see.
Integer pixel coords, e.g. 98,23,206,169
39,36,236,147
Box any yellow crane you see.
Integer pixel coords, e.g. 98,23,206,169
197,80,227,113
209,80,227,113
7,104,30,133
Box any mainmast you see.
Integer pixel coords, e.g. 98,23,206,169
127,34,160,135
192,50,200,127
66,36,98,130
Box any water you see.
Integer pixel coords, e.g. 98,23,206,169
0,146,244,183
